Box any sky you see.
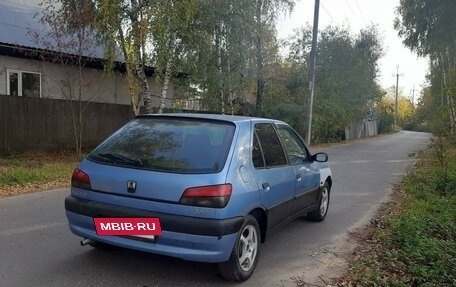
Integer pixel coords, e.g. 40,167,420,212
276,0,428,102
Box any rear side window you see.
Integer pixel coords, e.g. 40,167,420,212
254,123,287,167
88,118,235,173
252,133,265,168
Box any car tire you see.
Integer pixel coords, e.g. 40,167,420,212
307,182,330,222
218,215,260,282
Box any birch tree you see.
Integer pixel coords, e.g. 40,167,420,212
206,0,257,114
174,0,253,113
96,0,154,115
149,0,199,113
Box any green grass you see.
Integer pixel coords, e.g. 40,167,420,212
343,145,456,287
0,152,78,189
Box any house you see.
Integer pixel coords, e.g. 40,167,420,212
0,0,174,107
0,0,178,154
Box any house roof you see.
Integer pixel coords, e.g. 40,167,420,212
0,0,106,58
0,0,41,49
0,0,160,77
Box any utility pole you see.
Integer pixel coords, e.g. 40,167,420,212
306,0,320,145
393,66,403,131
411,85,415,108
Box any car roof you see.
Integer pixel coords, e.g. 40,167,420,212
136,113,285,125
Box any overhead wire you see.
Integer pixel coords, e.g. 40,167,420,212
320,0,339,26
353,0,368,26
343,0,361,27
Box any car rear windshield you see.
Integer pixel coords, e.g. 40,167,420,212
88,117,235,174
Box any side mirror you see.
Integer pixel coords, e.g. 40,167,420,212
312,152,328,162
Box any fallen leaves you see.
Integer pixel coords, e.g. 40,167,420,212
0,150,78,198
0,178,70,198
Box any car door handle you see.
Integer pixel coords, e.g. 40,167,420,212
262,182,270,191
296,174,302,182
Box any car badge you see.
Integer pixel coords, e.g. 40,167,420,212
127,180,137,193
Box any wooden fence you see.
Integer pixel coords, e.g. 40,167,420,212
1,95,383,153
0,95,134,154
345,119,379,141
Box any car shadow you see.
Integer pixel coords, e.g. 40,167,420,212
48,217,327,286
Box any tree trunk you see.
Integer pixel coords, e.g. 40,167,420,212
256,65,264,116
447,59,456,135
77,66,83,158
116,20,141,116
216,32,225,114
130,0,153,114
126,70,141,116
66,74,81,158
136,64,153,113
75,31,84,158
158,55,173,114
226,55,234,115
77,100,83,159
131,93,141,116
441,53,456,134
255,0,264,117
449,96,456,134
158,35,176,114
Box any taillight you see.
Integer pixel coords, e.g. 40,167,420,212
179,184,232,208
71,168,92,190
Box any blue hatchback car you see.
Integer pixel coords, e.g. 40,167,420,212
65,114,332,281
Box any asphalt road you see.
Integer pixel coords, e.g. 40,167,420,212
0,131,432,287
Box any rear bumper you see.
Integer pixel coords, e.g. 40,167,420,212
65,196,243,237
65,196,242,262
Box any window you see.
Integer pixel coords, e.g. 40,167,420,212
277,125,310,165
252,133,265,168
254,123,287,167
88,118,235,174
7,70,41,97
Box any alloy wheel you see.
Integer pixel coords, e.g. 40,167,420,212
320,187,329,216
238,225,258,272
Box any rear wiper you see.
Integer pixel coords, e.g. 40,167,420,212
97,153,144,167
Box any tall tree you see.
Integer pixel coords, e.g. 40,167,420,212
253,0,294,116
149,0,199,114
96,0,154,115
183,0,257,113
271,26,384,142
354,26,384,115
395,0,456,134
181,0,293,115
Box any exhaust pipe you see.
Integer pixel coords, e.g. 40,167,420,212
80,238,95,246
